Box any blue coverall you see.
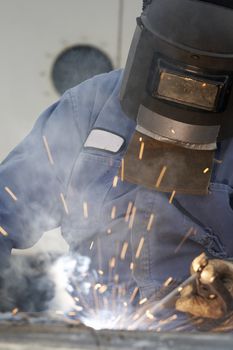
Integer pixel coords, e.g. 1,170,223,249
1,69,233,300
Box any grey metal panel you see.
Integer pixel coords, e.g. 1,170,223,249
0,323,232,350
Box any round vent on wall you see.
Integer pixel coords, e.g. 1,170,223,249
51,45,113,95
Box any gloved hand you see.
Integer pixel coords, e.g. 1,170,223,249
176,254,233,319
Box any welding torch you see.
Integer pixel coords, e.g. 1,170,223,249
131,254,233,328
152,253,233,316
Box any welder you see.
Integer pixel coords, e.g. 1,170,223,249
0,0,233,323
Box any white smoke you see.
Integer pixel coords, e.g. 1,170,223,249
49,254,91,312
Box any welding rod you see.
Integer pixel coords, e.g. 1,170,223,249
149,273,197,314
129,274,197,329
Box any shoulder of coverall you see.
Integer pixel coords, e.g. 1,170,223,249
67,69,124,144
41,69,127,193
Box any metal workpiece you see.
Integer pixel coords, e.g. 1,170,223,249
0,322,233,350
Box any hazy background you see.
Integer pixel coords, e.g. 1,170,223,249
0,0,141,254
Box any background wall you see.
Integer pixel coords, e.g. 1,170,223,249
0,0,141,254
0,0,141,160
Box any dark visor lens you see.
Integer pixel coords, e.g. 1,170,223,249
156,71,220,111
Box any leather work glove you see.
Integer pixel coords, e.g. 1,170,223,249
176,254,233,319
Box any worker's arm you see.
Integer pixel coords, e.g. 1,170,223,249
0,90,84,266
0,71,120,268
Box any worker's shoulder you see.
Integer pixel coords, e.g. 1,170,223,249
68,69,123,102
64,70,124,139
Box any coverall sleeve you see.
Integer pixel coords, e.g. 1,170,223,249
0,89,85,266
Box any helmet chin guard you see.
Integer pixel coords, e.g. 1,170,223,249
124,131,214,195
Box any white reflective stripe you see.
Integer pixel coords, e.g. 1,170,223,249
84,129,124,153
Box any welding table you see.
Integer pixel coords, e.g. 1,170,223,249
0,322,233,350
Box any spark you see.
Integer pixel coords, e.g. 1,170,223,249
158,314,178,326
113,176,119,188
202,83,207,87
139,137,143,142
174,227,196,253
109,257,116,269
169,190,176,204
146,309,155,320
12,308,19,316
132,313,140,322
98,269,104,276
130,262,134,271
111,206,116,219
4,187,18,201
43,135,54,165
121,158,125,181
163,277,173,287
203,167,209,174
97,238,103,273
94,283,102,291
139,297,147,305
213,158,222,164
120,242,129,260
123,302,128,307
135,237,145,259
83,202,88,218
0,226,8,237
125,202,133,222
155,166,167,188
130,287,139,304
107,228,112,234
60,193,69,214
99,285,108,294
209,294,216,299
114,274,119,283
128,206,137,229
139,142,145,160
89,241,94,250
146,214,155,231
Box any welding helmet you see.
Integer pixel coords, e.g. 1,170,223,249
120,0,233,195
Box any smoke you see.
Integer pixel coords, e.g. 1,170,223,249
0,252,92,314
0,253,56,313
0,252,133,330
49,254,91,312
48,253,135,330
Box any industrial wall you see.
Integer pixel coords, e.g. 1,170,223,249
0,0,141,161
